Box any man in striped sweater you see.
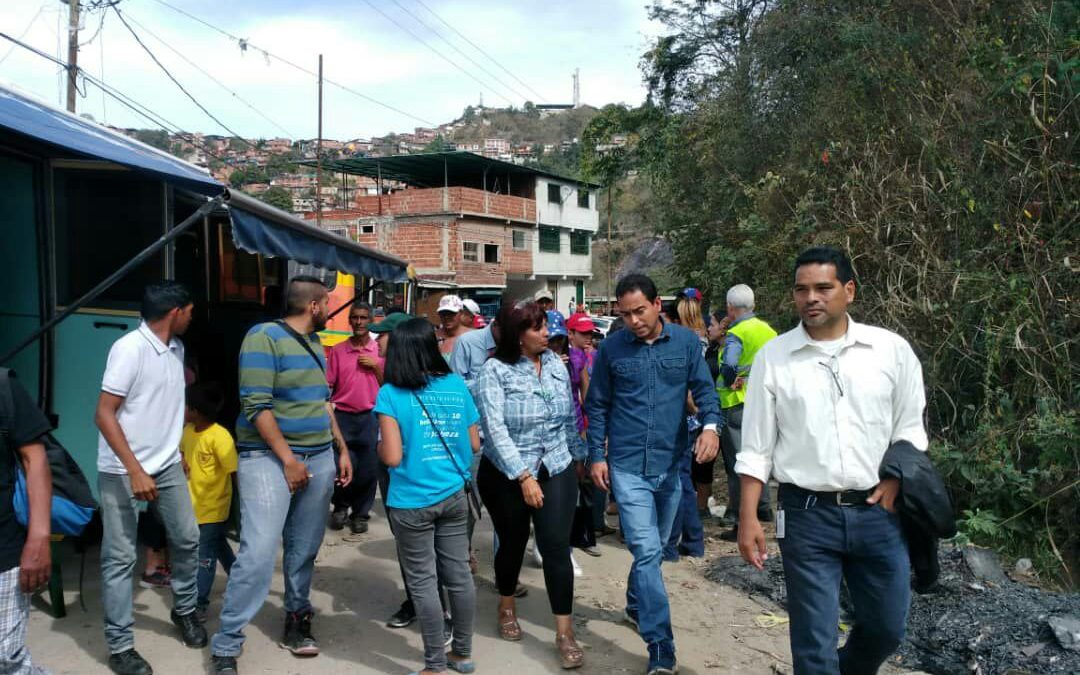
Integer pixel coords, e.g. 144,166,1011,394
210,276,353,675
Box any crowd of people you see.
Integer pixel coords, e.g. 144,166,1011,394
0,245,931,675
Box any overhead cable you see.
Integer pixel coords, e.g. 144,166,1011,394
147,0,437,126
358,0,518,107
111,6,258,149
387,0,533,104
120,10,297,139
414,0,548,103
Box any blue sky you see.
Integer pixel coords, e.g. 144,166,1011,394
0,0,662,139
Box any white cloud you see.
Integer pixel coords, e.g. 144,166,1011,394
1,0,662,139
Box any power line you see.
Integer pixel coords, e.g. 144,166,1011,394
146,0,437,127
0,0,48,66
0,31,237,170
358,0,518,107
120,10,297,139
413,0,548,103
111,5,257,149
387,0,533,104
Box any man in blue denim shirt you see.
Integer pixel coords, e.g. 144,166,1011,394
585,274,721,675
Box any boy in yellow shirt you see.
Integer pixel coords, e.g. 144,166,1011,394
181,383,237,618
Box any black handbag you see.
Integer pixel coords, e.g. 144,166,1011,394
413,393,482,521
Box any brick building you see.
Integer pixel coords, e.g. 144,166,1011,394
308,152,598,319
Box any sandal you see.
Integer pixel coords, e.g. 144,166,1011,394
497,608,522,641
556,633,584,669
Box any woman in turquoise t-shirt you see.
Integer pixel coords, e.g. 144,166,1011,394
375,318,480,675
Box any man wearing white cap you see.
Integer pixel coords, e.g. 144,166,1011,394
460,299,485,329
534,288,567,326
436,295,469,359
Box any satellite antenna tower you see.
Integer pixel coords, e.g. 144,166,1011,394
573,68,580,108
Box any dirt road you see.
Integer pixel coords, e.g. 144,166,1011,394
27,507,890,674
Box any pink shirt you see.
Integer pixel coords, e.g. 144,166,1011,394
327,337,382,413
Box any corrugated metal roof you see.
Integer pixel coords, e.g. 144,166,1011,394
308,151,601,190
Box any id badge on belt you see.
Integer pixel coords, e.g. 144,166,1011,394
776,508,785,539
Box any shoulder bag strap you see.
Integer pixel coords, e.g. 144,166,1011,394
275,320,325,374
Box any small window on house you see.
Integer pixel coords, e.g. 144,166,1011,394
570,231,591,255
577,188,590,209
463,241,479,262
484,243,500,263
361,224,374,234
547,183,561,203
512,230,526,250
539,226,561,253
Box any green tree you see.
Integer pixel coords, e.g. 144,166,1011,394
133,129,171,152
259,186,293,212
624,0,1080,583
422,135,451,153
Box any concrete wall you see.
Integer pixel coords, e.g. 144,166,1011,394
535,177,598,231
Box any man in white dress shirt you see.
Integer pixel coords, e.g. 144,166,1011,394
736,246,928,675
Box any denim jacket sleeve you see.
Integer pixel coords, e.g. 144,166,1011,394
688,337,723,428
475,360,529,480
583,342,612,464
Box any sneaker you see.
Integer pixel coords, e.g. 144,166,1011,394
211,655,238,674
280,610,320,656
107,649,153,675
571,553,583,577
139,567,170,589
623,608,639,629
170,609,208,648
386,600,416,628
195,604,208,622
513,583,528,598
757,507,775,523
328,508,348,530
646,642,678,674
595,524,617,537
348,515,369,534
718,528,739,542
578,546,602,558
529,539,543,568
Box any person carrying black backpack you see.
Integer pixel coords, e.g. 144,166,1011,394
0,369,53,674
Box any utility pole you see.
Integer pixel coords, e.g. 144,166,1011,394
315,54,323,228
66,0,80,113
607,185,613,314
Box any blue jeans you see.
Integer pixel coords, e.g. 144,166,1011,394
210,447,336,657
778,489,910,675
197,521,236,609
610,465,680,654
663,434,704,560
99,461,200,653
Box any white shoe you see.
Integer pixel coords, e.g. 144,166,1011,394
571,552,582,577
528,537,543,568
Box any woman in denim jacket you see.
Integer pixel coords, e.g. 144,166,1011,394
475,301,587,669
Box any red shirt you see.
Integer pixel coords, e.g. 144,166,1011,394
326,337,382,413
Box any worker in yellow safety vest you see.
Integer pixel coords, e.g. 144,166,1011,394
717,284,778,542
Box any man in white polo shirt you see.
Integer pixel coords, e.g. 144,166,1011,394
95,282,206,675
736,246,928,675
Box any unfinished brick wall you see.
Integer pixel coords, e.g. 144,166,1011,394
353,187,535,223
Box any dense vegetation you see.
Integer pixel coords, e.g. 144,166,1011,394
583,0,1079,585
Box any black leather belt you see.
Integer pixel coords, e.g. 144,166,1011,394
779,483,875,507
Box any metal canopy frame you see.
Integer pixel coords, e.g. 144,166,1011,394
303,151,601,191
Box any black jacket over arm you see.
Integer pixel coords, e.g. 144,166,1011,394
879,440,957,593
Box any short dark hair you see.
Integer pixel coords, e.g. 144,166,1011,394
350,301,373,316
284,275,328,316
493,301,546,364
615,273,658,302
141,281,193,321
794,246,855,285
185,381,224,420
385,304,406,316
383,318,451,390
